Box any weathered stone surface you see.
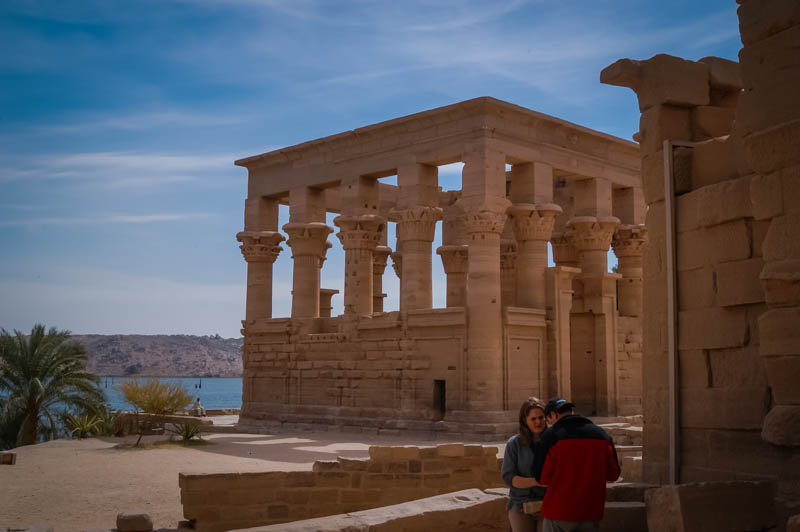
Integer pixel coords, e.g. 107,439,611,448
716,258,765,307
645,481,776,532
738,0,800,45
759,307,800,356
691,137,741,188
762,405,800,446
787,513,800,532
699,56,742,93
601,54,710,111
691,105,736,140
116,511,153,532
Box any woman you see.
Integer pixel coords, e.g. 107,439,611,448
502,397,547,532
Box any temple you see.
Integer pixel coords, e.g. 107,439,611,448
234,97,644,438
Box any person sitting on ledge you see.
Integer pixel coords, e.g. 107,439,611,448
192,397,206,417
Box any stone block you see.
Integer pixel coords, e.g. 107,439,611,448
436,443,465,457
759,307,800,356
708,346,767,389
763,213,800,262
0,451,16,465
645,481,776,532
678,349,710,388
699,56,743,92
691,138,741,188
601,54,710,112
681,387,768,430
606,482,659,503
391,446,421,460
368,446,393,461
598,502,647,532
715,258,765,306
677,267,715,310
675,187,700,233
116,511,153,532
696,174,752,228
621,456,642,482
763,356,800,404
738,0,800,45
693,105,736,141
678,306,748,350
788,513,800,532
677,220,752,271
762,405,800,446
740,115,800,176
752,219,770,257
284,471,315,488
749,172,784,221
639,105,692,155
312,460,341,473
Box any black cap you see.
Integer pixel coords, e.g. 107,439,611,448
544,397,575,416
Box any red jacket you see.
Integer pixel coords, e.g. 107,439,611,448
533,415,620,522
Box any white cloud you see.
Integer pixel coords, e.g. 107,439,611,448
0,212,214,228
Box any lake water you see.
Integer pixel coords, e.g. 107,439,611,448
101,377,242,411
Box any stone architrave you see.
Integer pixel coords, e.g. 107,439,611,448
372,245,391,312
283,222,333,318
612,224,648,317
236,231,284,321
392,206,443,310
509,203,563,309
436,245,469,307
334,214,385,315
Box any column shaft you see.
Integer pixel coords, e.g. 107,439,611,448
509,203,561,309
334,215,384,315
236,231,284,321
284,222,332,318
392,206,442,311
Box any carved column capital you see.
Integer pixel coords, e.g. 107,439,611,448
390,251,402,278
334,214,385,251
567,216,620,252
551,230,579,265
282,222,333,258
612,224,649,258
437,245,469,274
500,240,518,270
236,231,285,263
508,203,563,242
373,245,392,273
391,206,443,242
462,210,508,235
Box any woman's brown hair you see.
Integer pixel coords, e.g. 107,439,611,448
518,396,546,447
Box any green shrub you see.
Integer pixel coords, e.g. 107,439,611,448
167,421,203,442
64,413,100,438
119,378,192,414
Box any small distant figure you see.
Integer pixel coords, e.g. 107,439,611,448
192,397,206,417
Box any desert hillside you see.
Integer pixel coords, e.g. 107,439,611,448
72,334,243,377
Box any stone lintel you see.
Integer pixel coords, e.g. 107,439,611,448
406,307,467,328
503,307,547,327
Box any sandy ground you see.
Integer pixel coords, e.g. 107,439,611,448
0,422,505,532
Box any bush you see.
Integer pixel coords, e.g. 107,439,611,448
167,422,203,442
118,378,193,446
119,378,193,415
64,413,100,438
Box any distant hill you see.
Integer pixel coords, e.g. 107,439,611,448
72,334,243,377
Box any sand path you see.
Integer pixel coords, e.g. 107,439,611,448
0,429,504,532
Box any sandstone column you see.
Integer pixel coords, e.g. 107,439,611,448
391,163,442,311
372,244,391,313
437,245,469,307
612,225,648,317
457,139,511,412
509,204,562,309
319,288,339,318
334,176,385,315
283,187,332,318
237,197,284,322
500,240,517,308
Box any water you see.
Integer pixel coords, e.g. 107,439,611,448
101,377,242,411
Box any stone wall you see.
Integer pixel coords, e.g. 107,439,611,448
601,0,800,521
239,308,546,439
179,443,503,532
616,316,643,416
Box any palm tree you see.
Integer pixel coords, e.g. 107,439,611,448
0,324,105,447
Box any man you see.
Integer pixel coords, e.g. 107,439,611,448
532,397,620,532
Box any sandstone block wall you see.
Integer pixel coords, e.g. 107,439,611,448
179,443,503,532
239,308,546,438
617,316,643,416
602,0,800,521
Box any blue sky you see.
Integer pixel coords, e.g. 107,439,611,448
0,0,742,338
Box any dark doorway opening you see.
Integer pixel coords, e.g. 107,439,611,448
433,380,446,420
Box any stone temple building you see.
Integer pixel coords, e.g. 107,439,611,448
234,98,645,438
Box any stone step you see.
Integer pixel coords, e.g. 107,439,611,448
620,455,643,482
599,502,647,532
599,424,643,446
607,482,659,502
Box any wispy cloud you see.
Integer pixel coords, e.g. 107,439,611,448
0,212,214,228
29,110,248,135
